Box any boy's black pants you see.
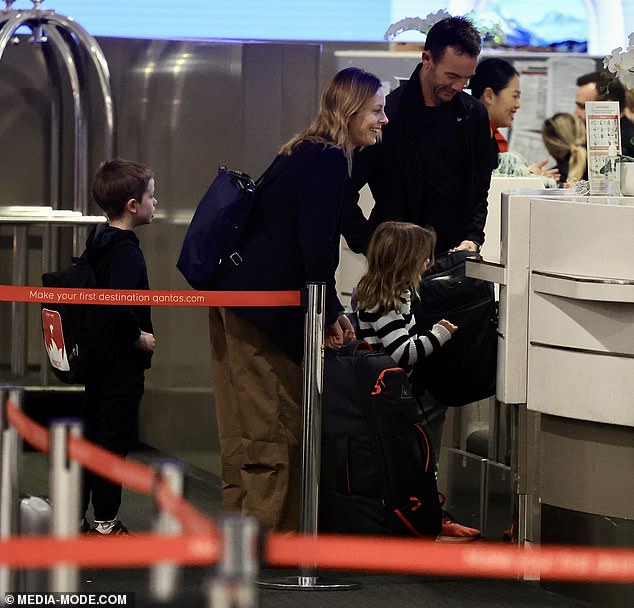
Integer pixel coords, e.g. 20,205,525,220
81,366,145,521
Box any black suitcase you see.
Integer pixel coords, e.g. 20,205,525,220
18,495,51,592
412,250,497,406
319,341,441,537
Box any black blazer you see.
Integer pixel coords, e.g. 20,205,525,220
219,141,347,363
342,63,492,255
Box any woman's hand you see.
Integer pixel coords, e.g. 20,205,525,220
134,330,156,353
528,159,561,182
325,314,356,350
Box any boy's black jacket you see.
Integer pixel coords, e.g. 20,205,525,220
85,223,153,370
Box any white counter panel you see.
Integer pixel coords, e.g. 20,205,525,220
529,292,634,356
527,345,634,427
530,198,634,281
496,190,552,403
483,177,545,265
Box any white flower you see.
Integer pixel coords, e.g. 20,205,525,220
604,35,634,89
622,50,634,71
604,47,623,72
383,8,505,44
384,10,450,41
618,69,634,90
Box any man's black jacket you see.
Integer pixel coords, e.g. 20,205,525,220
341,63,492,255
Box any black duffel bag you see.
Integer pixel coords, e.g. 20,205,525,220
411,250,497,406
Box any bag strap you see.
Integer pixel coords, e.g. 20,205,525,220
254,154,290,190
338,339,373,357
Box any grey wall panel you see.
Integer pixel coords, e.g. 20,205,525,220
1,35,322,473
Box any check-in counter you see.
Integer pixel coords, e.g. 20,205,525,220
527,196,634,606
470,192,634,607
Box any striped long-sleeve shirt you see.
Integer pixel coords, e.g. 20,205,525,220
357,290,451,375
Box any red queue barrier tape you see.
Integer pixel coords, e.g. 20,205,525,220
6,399,50,453
6,368,634,582
1,528,634,583
0,534,218,569
0,285,301,307
6,400,634,582
154,477,217,535
266,533,634,583
6,400,217,537
70,435,154,494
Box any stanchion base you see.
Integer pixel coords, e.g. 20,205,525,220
257,575,361,591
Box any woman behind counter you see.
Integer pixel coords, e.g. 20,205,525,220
209,67,388,531
469,57,521,168
541,112,587,185
470,57,559,181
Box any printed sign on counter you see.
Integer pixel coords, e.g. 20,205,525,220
585,101,621,195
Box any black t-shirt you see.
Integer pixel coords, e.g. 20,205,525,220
412,102,468,254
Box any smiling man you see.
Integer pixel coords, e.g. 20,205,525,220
341,16,492,543
342,16,491,257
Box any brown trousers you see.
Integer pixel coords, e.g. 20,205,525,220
208,307,302,531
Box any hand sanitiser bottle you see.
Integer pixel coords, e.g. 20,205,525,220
606,142,621,198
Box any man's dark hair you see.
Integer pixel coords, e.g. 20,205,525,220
576,71,625,107
469,58,518,99
92,158,154,220
424,16,482,62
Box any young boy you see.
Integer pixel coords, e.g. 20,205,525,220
81,159,157,535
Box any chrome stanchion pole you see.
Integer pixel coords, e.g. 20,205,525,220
49,418,81,592
258,282,359,591
207,515,259,608
149,459,185,602
0,387,21,603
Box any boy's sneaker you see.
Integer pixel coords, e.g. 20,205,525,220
80,518,92,534
91,519,130,536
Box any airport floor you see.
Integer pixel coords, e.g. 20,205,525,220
19,448,607,608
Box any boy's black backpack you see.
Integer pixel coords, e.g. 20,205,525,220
319,341,441,538
41,252,111,385
412,250,498,407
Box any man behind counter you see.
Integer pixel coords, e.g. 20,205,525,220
575,71,634,157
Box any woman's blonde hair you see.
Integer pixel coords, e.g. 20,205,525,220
279,67,382,174
357,221,436,315
542,113,587,182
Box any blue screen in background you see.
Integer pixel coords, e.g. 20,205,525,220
8,0,625,53
20,0,391,42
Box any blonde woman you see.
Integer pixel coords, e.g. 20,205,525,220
541,112,588,185
209,67,388,532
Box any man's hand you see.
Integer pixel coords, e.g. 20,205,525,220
450,240,479,253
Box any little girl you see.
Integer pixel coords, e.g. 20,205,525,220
356,221,457,376
355,221,481,542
